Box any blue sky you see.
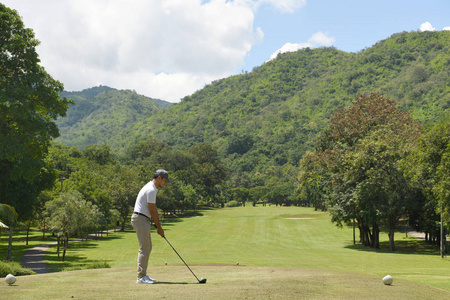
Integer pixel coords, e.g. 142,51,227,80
2,0,449,102
248,0,450,69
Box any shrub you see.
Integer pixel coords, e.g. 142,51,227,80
226,200,240,207
0,261,35,277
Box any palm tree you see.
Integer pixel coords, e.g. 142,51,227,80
0,204,18,261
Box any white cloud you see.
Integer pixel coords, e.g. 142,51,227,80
308,32,335,47
268,42,312,61
443,26,450,31
236,0,307,14
2,0,273,102
259,0,307,13
419,22,436,32
268,31,335,61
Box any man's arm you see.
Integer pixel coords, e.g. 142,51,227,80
149,203,164,237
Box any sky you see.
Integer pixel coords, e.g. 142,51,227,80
2,0,449,103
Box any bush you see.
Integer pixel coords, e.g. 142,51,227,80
226,200,240,207
0,261,35,277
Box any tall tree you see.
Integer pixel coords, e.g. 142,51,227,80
403,121,450,257
45,191,100,261
0,4,71,218
301,93,421,250
189,143,227,203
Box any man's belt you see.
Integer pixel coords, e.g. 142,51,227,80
133,212,150,219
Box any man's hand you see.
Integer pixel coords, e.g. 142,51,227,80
157,226,165,238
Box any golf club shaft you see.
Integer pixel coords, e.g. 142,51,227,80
163,236,201,282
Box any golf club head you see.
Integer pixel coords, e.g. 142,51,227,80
199,278,207,284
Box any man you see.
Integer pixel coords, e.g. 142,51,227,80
131,169,169,284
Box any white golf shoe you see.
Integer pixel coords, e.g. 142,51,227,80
136,275,156,284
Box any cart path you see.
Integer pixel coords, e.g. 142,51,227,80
21,229,125,274
20,242,57,274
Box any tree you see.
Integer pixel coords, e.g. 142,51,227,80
109,165,143,231
45,191,100,261
303,93,421,250
229,187,250,206
189,143,227,203
0,203,18,261
404,121,450,257
0,4,71,220
344,127,419,251
260,165,299,206
298,151,329,210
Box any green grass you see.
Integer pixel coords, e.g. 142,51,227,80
2,205,450,299
3,266,450,300
48,206,450,288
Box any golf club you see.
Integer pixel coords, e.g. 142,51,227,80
154,224,206,284
163,236,207,284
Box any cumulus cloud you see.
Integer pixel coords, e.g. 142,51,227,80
268,31,335,61
2,0,273,102
419,22,436,32
257,0,307,13
235,0,307,13
443,27,450,31
308,32,335,47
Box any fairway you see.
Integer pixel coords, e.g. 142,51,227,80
4,205,450,299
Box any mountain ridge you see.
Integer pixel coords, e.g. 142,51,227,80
56,30,450,177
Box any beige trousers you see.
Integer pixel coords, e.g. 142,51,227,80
131,214,152,278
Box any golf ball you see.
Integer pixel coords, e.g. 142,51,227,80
382,275,393,285
5,274,16,285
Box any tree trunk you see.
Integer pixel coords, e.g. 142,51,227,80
441,214,445,258
121,218,126,232
7,225,13,261
26,222,31,246
57,236,60,257
366,225,372,247
353,218,356,245
62,233,68,262
389,227,395,252
362,224,371,247
372,222,380,250
388,217,397,252
357,219,364,244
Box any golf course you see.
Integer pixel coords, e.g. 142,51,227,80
3,205,450,299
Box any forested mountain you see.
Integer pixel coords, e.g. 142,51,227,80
56,86,173,149
58,31,450,178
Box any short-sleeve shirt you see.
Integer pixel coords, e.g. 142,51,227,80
134,181,157,218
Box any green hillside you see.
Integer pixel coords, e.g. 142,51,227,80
57,31,450,176
56,86,173,149
129,31,450,171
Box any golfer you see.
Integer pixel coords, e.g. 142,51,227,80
131,169,169,284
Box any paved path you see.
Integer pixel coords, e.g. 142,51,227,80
20,242,57,274
20,229,123,274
